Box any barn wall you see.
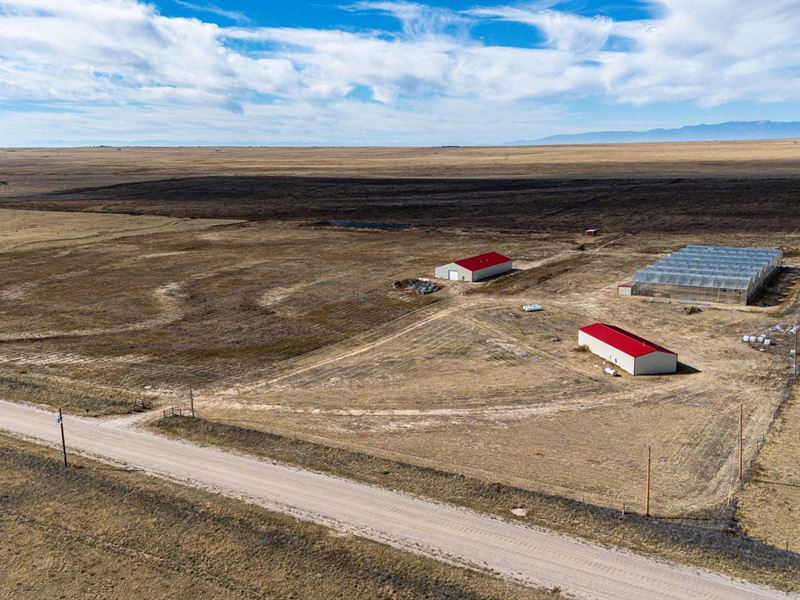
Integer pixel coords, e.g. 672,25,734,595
578,331,636,375
634,351,677,375
471,261,513,282
434,263,471,281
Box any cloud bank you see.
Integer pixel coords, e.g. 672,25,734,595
1,0,799,145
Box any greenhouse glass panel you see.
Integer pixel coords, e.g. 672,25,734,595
630,245,782,305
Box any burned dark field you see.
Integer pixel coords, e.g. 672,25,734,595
2,175,800,233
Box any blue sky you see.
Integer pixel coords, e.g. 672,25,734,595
1,0,799,146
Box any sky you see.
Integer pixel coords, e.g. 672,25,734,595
1,0,800,146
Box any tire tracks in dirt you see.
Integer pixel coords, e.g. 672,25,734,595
223,300,470,395
0,283,187,343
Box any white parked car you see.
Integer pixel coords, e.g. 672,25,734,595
521,304,544,312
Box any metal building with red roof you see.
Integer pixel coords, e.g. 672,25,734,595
434,252,512,282
578,323,677,375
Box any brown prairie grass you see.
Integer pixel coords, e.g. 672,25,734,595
738,388,800,552
0,433,557,600
152,415,800,594
3,141,800,197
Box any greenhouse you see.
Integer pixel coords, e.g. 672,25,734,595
630,245,782,305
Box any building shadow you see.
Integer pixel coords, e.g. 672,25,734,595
676,362,701,375
478,267,524,283
751,266,800,307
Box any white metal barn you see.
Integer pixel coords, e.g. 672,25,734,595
578,323,677,375
434,252,512,282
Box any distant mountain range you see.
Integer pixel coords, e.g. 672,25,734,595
513,120,800,145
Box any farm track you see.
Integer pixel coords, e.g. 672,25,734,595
218,298,471,395
3,218,192,252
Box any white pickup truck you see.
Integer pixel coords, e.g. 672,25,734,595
521,304,544,312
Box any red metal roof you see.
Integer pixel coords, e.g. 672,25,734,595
579,323,676,358
454,252,511,272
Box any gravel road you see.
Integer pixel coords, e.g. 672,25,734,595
0,399,793,600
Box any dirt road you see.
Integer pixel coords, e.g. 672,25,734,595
0,400,793,600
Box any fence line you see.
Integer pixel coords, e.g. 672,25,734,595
741,373,797,488
162,402,192,419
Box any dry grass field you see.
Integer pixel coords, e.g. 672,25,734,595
1,144,799,586
739,387,800,552
0,208,240,253
0,434,550,600
2,140,800,197
153,415,800,593
1,209,797,519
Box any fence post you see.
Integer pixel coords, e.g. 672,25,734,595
645,445,651,517
739,404,744,484
58,408,68,467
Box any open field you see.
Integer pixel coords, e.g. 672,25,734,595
152,414,800,594
0,433,548,600
4,176,800,234
1,145,800,590
0,208,240,253
3,140,800,197
1,206,798,519
739,387,800,551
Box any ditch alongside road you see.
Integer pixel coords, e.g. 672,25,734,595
152,414,800,596
0,399,794,600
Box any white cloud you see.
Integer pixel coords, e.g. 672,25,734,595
476,0,800,107
0,0,799,145
175,1,250,24
347,1,471,38
601,0,800,106
468,6,613,56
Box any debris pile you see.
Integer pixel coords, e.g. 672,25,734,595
392,278,440,295
766,324,798,335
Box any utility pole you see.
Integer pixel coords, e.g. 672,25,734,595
645,445,651,517
739,404,744,483
189,385,195,418
57,408,68,467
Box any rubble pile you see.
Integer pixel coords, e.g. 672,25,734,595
393,278,440,295
767,324,798,335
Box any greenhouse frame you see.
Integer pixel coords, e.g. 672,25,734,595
630,245,783,305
